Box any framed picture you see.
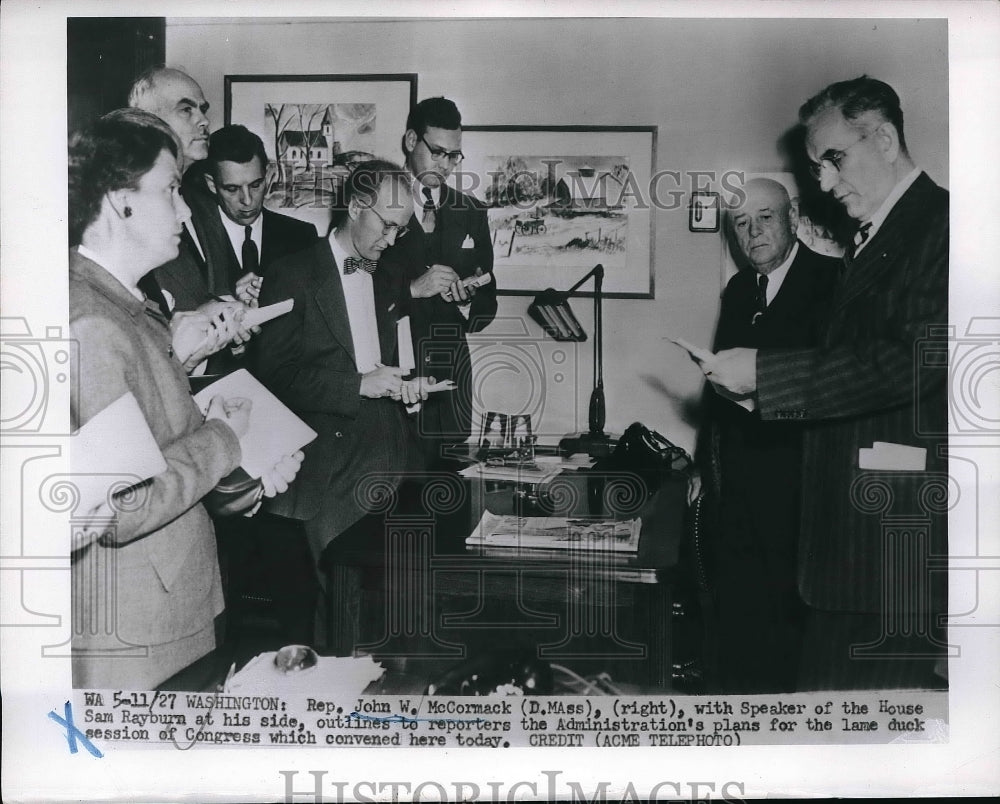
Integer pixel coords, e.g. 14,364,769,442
224,73,417,233
720,170,847,286
461,125,657,298
689,191,720,232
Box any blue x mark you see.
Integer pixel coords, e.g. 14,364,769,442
48,701,104,758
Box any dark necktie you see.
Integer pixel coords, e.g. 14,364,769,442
343,256,378,275
421,187,437,234
854,221,873,249
242,225,260,275
752,273,768,325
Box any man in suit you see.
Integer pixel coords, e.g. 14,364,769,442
196,124,320,645
704,77,949,690
702,178,838,693
200,125,318,304
380,97,497,467
254,160,427,563
129,67,255,363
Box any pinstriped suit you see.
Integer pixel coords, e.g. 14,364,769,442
756,173,948,689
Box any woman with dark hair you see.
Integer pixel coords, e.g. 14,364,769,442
69,109,301,689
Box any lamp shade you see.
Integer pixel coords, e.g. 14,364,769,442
527,289,588,342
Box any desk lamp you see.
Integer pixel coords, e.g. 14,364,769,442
527,263,618,457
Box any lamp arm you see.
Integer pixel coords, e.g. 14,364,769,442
588,265,605,435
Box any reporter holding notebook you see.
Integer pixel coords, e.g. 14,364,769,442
68,109,302,689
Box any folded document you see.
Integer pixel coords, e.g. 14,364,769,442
858,441,926,471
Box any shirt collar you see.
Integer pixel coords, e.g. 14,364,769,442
328,229,361,277
218,207,263,243
758,241,798,303
76,244,146,303
861,166,923,239
412,176,441,209
72,247,155,318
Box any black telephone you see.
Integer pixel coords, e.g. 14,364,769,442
610,422,693,476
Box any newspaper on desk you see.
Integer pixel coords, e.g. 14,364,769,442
467,510,641,551
225,652,384,697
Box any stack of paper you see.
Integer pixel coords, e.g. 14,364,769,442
466,510,641,552
226,652,385,697
457,462,562,483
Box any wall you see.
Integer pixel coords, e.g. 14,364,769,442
168,16,948,452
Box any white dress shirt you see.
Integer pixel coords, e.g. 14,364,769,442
412,178,441,233
218,209,263,270
759,242,798,305
328,231,381,374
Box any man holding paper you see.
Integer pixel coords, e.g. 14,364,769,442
699,178,837,693
199,125,318,306
700,77,948,690
380,97,497,467
255,160,430,560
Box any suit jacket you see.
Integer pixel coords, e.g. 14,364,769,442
706,243,839,508
380,184,497,448
756,173,949,614
192,203,318,294
253,238,419,553
153,169,219,312
69,249,242,689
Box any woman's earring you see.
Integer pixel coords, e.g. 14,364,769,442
124,206,133,218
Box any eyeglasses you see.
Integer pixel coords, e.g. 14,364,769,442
365,204,409,239
807,130,870,179
420,133,464,163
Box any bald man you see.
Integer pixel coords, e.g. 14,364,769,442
701,178,839,693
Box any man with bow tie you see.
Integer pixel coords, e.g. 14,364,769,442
254,160,428,561
380,97,497,468
701,77,949,691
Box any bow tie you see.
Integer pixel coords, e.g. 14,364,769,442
343,257,378,275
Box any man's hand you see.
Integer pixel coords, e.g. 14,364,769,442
260,450,304,498
360,365,406,399
198,298,259,347
205,395,252,439
170,310,222,371
400,375,435,406
235,272,263,307
700,347,758,395
410,264,461,300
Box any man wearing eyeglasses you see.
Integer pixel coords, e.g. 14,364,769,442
701,76,948,691
254,160,429,561
381,97,497,468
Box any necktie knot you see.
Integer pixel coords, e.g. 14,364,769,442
343,256,378,275
855,221,873,247
422,187,435,210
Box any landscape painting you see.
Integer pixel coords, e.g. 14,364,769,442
461,126,656,297
225,74,417,233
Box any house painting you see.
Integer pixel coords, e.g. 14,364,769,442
278,107,341,168
548,162,628,210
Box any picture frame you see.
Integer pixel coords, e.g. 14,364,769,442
460,125,657,298
224,73,417,233
689,191,720,232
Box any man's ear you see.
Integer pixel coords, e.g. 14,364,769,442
105,189,131,220
403,129,417,155
347,197,362,223
204,172,218,197
786,203,800,235
874,121,900,163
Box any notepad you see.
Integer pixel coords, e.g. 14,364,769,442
192,369,317,478
241,298,293,329
71,391,168,515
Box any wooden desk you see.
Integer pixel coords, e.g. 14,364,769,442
321,466,693,692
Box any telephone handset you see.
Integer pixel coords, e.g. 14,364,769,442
612,422,693,475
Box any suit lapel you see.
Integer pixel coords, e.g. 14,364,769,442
832,172,930,315
312,241,358,369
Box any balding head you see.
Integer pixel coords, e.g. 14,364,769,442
128,67,210,171
730,178,799,275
